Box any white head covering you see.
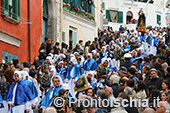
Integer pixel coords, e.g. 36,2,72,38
107,58,113,67
14,71,22,80
20,71,29,80
49,65,57,75
58,61,64,65
92,50,97,55
87,71,96,81
70,54,76,61
62,83,69,90
87,53,92,59
46,56,52,64
51,74,63,87
74,52,79,55
70,58,78,65
124,40,128,43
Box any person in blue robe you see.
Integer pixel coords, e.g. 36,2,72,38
148,35,158,47
23,77,38,99
66,58,83,97
4,71,35,113
83,53,98,74
107,58,117,72
0,93,4,108
101,46,108,57
41,76,62,108
87,71,97,92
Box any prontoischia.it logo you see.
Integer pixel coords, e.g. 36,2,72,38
53,96,160,108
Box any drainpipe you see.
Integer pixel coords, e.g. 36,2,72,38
60,0,63,45
28,0,31,62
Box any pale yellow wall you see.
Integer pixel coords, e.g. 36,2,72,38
62,17,96,46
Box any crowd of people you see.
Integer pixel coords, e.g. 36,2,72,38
0,26,170,113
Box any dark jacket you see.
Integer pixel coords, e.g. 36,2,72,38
120,61,132,69
146,77,163,90
111,84,119,98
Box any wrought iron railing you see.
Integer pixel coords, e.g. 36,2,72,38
63,0,95,21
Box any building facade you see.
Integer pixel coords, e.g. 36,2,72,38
61,0,103,47
0,0,42,62
103,0,169,30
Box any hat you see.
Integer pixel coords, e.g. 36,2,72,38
119,67,127,74
124,53,132,58
62,84,69,90
149,68,158,73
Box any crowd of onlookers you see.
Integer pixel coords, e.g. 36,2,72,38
1,26,170,113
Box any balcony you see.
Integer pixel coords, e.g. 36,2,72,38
63,0,95,21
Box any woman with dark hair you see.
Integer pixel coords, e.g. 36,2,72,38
61,42,68,55
161,80,170,93
89,42,96,53
149,89,161,110
39,43,47,63
136,81,147,113
84,41,90,56
147,85,157,98
85,88,95,97
136,81,147,98
160,92,169,103
124,79,137,98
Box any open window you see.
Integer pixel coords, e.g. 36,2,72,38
106,10,123,23
2,0,21,22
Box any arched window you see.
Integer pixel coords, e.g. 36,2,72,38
126,11,133,24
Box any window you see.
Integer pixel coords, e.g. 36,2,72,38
106,10,123,23
157,14,161,24
2,51,18,63
2,0,21,22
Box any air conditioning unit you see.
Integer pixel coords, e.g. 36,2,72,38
101,2,105,10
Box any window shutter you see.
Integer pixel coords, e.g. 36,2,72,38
106,10,110,22
2,0,9,16
157,15,161,24
118,11,123,23
17,0,21,22
12,0,20,21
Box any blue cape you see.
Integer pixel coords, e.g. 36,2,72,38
148,37,158,47
66,64,83,80
24,80,38,98
83,59,98,71
41,85,62,107
4,80,35,106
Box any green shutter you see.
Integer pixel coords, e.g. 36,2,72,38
106,10,110,22
118,11,123,23
62,31,65,42
73,31,77,47
12,0,20,21
17,0,21,22
2,0,9,16
157,14,161,24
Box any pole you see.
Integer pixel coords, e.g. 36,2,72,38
28,0,31,62
60,0,63,45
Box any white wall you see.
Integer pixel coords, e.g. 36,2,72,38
103,0,169,30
